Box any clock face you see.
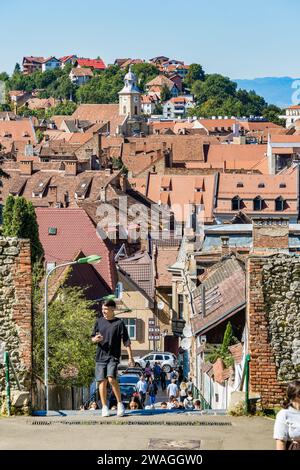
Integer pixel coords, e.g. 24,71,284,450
134,96,139,103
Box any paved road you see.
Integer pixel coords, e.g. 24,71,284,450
0,413,275,450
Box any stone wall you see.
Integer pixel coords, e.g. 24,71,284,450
247,253,300,408
0,238,32,396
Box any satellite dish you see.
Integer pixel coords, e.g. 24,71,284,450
180,337,192,351
157,301,164,311
182,325,193,338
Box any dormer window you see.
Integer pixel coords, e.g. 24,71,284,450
258,183,265,188
237,182,244,188
253,196,263,211
275,196,284,211
232,196,242,211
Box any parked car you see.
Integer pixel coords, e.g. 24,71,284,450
118,374,140,385
134,352,177,372
108,384,138,408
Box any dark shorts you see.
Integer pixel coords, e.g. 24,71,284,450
95,357,119,381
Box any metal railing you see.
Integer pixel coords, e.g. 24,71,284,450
192,384,211,410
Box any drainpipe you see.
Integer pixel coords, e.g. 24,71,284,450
245,354,251,414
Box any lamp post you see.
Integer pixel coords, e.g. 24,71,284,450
44,255,101,415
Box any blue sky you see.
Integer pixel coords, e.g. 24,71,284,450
1,0,299,78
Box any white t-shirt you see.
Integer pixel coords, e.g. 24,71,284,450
136,381,148,394
167,383,179,397
273,407,300,441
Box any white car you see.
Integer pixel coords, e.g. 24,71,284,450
134,352,177,372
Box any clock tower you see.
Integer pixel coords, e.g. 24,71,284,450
119,66,141,117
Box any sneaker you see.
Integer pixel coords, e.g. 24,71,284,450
117,402,125,417
101,405,109,418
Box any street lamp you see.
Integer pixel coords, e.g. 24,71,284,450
44,255,101,415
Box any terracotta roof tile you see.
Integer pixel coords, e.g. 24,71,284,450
146,173,216,223
72,104,124,135
36,208,116,289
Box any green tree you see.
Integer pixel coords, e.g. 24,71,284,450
2,194,15,236
36,129,44,143
131,62,159,92
0,72,9,82
262,104,285,126
33,287,96,386
3,196,43,262
10,196,28,238
13,63,21,74
46,100,77,118
24,201,44,262
207,321,238,368
184,63,205,88
160,84,172,102
220,322,234,356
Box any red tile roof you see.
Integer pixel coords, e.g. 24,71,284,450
76,58,106,70
146,174,216,223
36,208,116,289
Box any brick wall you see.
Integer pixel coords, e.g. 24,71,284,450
0,238,32,392
247,256,286,408
252,218,289,253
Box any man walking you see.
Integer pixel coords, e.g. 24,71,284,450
136,375,148,406
167,378,179,400
91,300,134,417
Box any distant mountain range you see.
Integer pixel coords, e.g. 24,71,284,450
234,77,300,109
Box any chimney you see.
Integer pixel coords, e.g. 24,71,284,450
25,144,34,157
100,186,106,202
252,218,289,254
19,160,33,176
220,236,230,256
130,141,136,155
64,161,78,176
143,141,147,154
120,175,128,192
48,185,57,204
105,167,113,176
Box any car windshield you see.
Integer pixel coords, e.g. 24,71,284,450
120,385,136,397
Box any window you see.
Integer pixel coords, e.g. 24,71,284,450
279,183,286,188
253,196,263,211
215,393,219,403
48,227,57,235
275,197,284,211
123,318,136,340
178,294,184,319
258,183,265,188
236,182,244,188
155,355,164,361
232,196,242,211
144,354,154,361
134,106,138,115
